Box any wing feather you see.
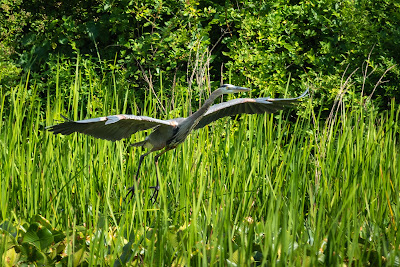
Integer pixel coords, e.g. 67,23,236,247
194,89,308,129
46,114,174,141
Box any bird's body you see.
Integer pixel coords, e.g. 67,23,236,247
47,84,308,202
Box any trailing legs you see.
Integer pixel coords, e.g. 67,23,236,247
149,148,172,203
125,147,172,203
125,151,151,201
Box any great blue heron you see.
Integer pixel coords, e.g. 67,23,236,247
47,84,308,202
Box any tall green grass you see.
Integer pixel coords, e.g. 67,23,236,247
1,61,399,266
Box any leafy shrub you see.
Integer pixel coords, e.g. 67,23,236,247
2,0,399,113
223,0,400,108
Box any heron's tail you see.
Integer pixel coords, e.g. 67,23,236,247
130,140,147,147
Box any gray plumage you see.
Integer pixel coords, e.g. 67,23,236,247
47,84,308,202
48,115,175,141
194,89,308,129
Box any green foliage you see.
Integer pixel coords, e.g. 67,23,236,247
0,0,26,92
1,62,400,265
223,0,400,106
1,1,400,265
8,0,223,98
3,0,399,112
0,0,29,60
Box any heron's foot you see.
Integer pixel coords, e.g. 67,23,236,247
124,186,135,202
124,185,159,204
149,185,160,203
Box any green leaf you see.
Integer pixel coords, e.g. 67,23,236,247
22,222,54,250
73,246,86,266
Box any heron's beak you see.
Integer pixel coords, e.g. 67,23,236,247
232,86,251,92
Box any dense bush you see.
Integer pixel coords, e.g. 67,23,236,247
1,0,399,113
223,1,400,109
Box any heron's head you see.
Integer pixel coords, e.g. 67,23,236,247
219,84,250,94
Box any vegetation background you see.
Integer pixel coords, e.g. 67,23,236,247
1,0,399,265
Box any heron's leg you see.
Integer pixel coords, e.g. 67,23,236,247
149,148,171,203
125,151,151,201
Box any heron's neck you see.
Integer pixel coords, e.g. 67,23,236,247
188,89,224,123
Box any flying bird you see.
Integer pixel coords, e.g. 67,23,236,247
47,84,308,202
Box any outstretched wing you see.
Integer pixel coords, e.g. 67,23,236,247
194,89,308,130
46,114,175,141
